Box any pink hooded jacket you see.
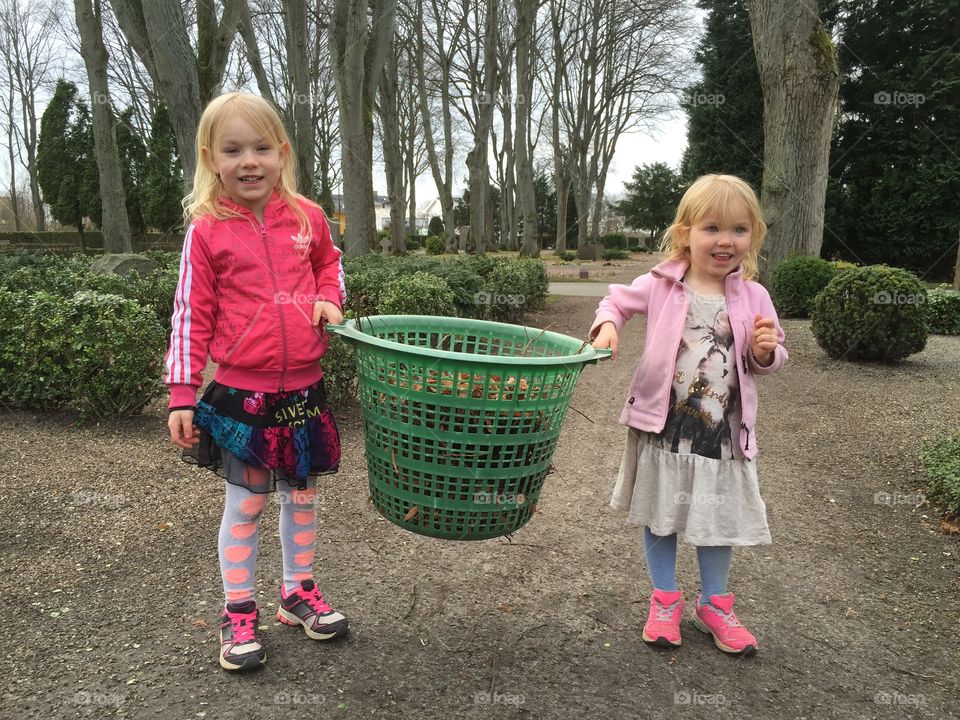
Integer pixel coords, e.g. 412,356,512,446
165,193,346,408
589,257,787,459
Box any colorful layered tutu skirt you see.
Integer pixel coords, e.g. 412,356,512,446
184,378,341,493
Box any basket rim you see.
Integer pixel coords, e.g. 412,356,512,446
327,315,610,366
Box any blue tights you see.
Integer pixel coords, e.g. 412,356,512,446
643,526,732,606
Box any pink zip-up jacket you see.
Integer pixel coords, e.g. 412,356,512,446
589,257,787,459
165,193,346,408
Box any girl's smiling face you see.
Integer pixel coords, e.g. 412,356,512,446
682,200,753,284
208,116,287,217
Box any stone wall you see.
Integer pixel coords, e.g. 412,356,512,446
0,231,183,256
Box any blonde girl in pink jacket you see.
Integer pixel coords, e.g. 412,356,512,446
165,93,348,672
591,174,788,656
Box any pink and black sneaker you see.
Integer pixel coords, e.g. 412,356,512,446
642,588,685,647
277,580,349,640
218,600,266,671
693,592,758,655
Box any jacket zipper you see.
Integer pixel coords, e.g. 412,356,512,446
260,221,287,391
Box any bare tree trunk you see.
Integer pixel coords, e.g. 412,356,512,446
196,0,244,102
329,0,395,258
549,0,567,252
749,0,839,282
414,0,460,252
379,36,407,255
283,0,314,197
467,0,499,254
237,1,275,104
109,0,243,189
4,69,20,230
515,0,538,257
74,0,131,253
953,228,960,291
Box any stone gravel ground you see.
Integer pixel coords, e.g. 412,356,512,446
2,255,958,719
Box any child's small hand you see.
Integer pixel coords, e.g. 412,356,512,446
169,409,199,449
752,315,777,366
592,321,619,359
313,300,343,327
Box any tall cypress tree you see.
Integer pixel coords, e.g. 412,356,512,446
681,0,764,191
115,108,147,242
825,0,960,280
37,79,78,216
142,103,184,232
74,101,101,229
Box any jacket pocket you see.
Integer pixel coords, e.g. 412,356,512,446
220,304,265,360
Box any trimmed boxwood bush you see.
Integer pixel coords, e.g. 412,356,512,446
602,248,629,260
65,291,167,420
810,265,928,363
921,433,960,519
771,256,836,318
379,271,457,317
600,232,628,249
322,332,358,407
925,286,960,336
0,288,166,419
425,235,445,255
0,289,74,409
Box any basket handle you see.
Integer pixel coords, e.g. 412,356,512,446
587,347,612,364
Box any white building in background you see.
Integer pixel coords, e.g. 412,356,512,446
329,194,442,234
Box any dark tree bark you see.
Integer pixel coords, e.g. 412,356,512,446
748,0,840,282
74,0,132,252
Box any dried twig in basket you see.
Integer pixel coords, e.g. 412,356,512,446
520,324,554,356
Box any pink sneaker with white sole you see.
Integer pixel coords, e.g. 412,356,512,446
693,592,758,655
642,588,685,647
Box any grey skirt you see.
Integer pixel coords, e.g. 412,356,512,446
611,427,771,546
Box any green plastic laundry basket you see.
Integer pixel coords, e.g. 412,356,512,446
327,315,609,540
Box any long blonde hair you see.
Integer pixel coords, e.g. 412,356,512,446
183,92,311,237
659,174,767,280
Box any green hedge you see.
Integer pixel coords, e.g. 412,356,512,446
0,288,166,419
921,434,960,519
771,256,837,318
925,286,960,335
810,265,928,363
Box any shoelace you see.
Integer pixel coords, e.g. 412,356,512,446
228,611,257,644
303,587,333,615
716,609,743,628
654,599,681,622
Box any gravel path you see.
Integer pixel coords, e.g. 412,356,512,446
2,272,958,719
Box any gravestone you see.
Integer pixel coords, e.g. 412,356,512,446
91,253,160,277
457,225,470,252
380,236,392,253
